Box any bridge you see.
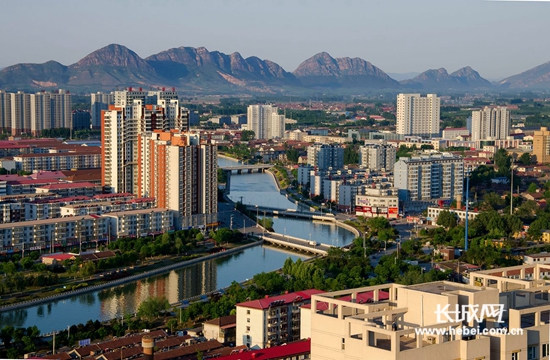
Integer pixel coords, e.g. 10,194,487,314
244,205,335,221
260,232,332,255
219,164,272,173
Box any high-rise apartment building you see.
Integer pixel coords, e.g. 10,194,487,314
101,106,138,194
471,106,510,141
533,127,550,164
396,94,440,137
91,92,114,129
101,91,192,195
307,144,344,171
359,143,396,171
0,91,10,132
0,90,71,135
247,105,284,140
137,131,217,227
394,153,463,202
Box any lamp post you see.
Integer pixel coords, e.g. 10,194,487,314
465,170,470,251
256,205,259,227
510,159,514,216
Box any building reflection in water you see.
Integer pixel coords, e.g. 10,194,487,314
98,260,217,318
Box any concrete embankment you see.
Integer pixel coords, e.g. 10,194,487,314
0,240,263,312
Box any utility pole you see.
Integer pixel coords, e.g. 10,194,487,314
465,171,470,251
510,159,514,216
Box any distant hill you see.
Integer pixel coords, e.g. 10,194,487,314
292,52,399,89
0,44,300,93
401,66,492,90
499,61,550,89
2,44,547,93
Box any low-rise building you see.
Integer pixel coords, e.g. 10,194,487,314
203,315,236,345
355,188,399,219
236,289,324,349
426,206,480,225
13,149,101,172
103,208,174,239
524,253,550,265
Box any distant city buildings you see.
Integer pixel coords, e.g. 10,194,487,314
72,110,91,130
359,143,396,171
0,89,72,135
394,153,463,205
246,105,284,140
306,144,344,171
441,127,469,140
396,93,440,137
471,106,510,141
533,127,550,164
90,92,114,129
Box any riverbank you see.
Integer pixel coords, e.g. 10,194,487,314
0,240,263,313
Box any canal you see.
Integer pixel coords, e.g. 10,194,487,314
0,157,355,333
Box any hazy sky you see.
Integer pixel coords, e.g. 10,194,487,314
1,0,549,80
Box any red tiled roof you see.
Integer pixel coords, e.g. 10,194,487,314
41,253,75,261
302,290,389,310
236,289,325,310
217,339,310,360
7,179,63,185
36,182,99,190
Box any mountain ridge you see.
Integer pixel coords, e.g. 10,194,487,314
0,44,546,93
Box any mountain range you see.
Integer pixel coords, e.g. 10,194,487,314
0,44,548,93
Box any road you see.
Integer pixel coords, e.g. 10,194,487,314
218,202,263,236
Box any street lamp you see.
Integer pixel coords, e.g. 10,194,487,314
256,205,259,227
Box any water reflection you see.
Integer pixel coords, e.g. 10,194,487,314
0,308,28,328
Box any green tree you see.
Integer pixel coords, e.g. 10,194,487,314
494,148,511,175
344,146,359,165
519,152,532,166
175,237,184,255
212,228,233,245
436,210,458,229
137,296,170,320
240,130,255,141
527,183,538,193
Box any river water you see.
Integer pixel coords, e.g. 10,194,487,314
0,157,355,333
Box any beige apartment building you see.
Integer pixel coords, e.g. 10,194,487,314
236,289,325,349
306,264,550,360
534,127,550,164
0,208,174,252
13,150,101,172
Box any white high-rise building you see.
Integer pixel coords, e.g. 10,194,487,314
91,92,114,129
101,106,139,194
396,94,440,137
359,143,396,171
246,105,284,140
471,106,510,141
394,153,463,202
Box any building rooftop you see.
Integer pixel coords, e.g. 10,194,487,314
102,208,171,216
203,315,236,328
36,182,99,190
216,339,310,360
236,289,325,310
406,281,483,295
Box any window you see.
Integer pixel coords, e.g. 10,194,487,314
544,343,550,357
528,346,536,360
247,318,250,323
512,351,520,360
246,326,250,332
247,310,250,315
341,338,345,350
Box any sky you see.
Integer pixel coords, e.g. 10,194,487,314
1,0,549,80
